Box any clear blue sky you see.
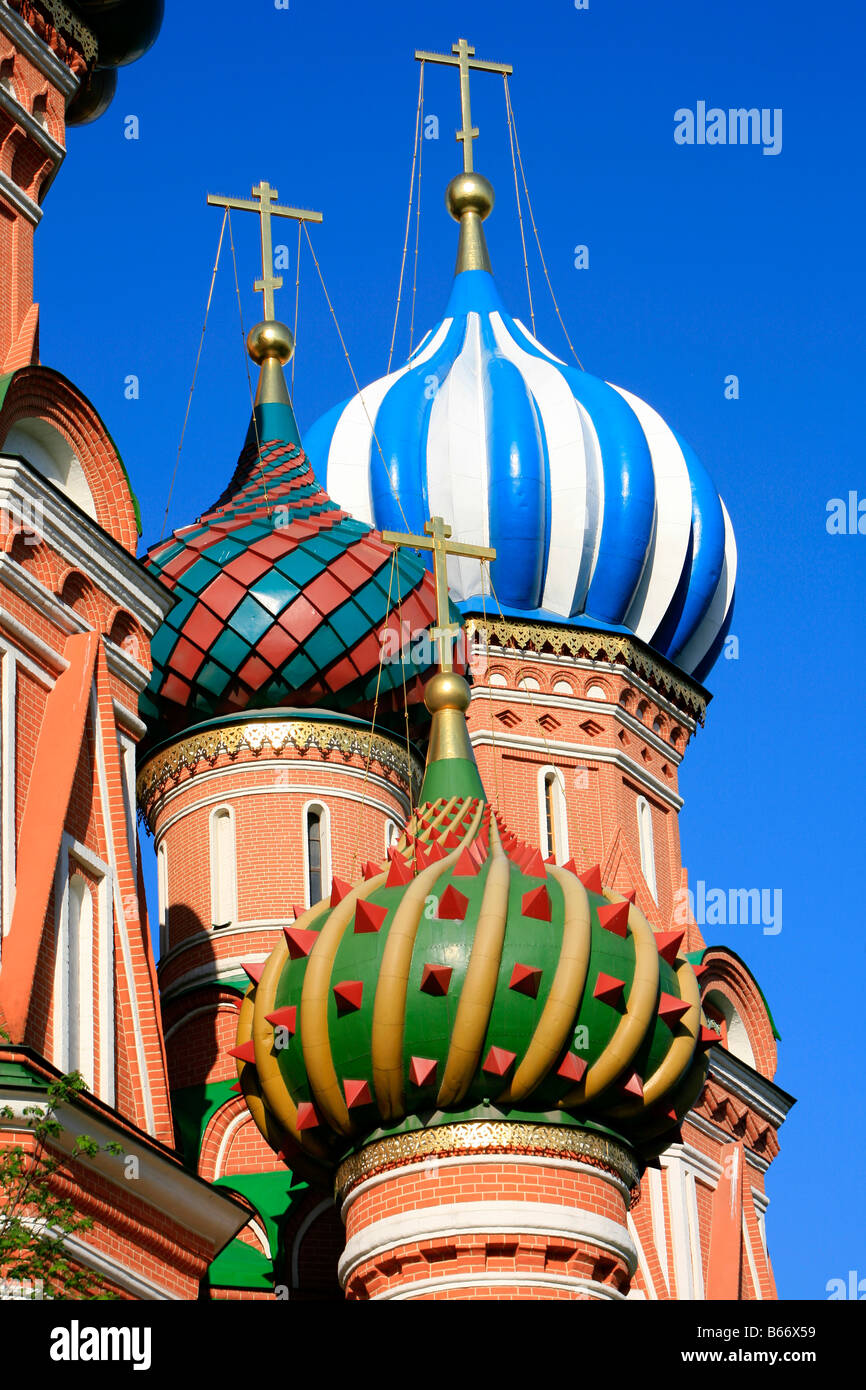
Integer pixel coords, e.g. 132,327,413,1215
35,0,864,1299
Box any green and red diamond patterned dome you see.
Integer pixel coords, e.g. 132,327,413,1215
141,400,445,741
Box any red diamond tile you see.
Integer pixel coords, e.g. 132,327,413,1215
169,636,205,680
182,606,225,650
277,595,322,642
161,673,191,705
238,654,274,687
305,571,351,616
255,624,293,667
225,551,273,585
201,572,247,619
329,551,373,589
249,531,294,560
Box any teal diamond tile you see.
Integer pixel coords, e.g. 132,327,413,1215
227,593,275,643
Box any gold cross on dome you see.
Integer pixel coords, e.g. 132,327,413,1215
381,516,496,673
206,181,323,321
415,37,512,173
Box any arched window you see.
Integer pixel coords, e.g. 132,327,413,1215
157,841,169,955
210,806,237,928
636,797,658,902
538,767,569,865
62,874,95,1086
385,819,400,854
304,803,331,908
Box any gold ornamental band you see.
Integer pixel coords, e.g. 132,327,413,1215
334,1121,641,1207
466,618,707,723
15,0,99,62
137,718,424,821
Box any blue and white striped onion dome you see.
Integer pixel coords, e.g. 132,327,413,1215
305,268,736,685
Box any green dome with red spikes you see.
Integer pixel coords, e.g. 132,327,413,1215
232,672,714,1180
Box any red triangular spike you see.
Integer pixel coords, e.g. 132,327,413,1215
655,930,685,966
296,1101,320,1131
453,846,480,877
521,848,546,879
414,843,432,872
229,1040,256,1064
522,885,551,922
692,962,709,979
658,992,691,1026
622,1071,644,1099
241,961,264,985
343,1078,373,1109
428,839,448,862
482,1045,517,1077
593,972,626,1007
442,830,462,849
597,901,630,938
420,963,453,996
663,1106,679,1123
438,884,469,921
265,1005,297,1035
557,1052,587,1083
354,899,388,934
284,926,318,960
292,903,308,920
409,1056,437,1087
509,963,543,998
544,854,557,865
362,860,382,881
330,876,353,907
623,888,637,905
229,1081,242,1094
333,980,364,1014
698,1026,719,1050
386,854,414,887
578,864,604,894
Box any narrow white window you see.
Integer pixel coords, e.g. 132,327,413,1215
157,841,169,955
385,819,400,854
538,766,569,865
636,796,658,902
210,806,237,927
64,874,95,1087
304,802,331,907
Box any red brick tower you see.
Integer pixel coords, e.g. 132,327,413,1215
0,0,250,1300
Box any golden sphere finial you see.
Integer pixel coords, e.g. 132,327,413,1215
247,320,294,366
425,670,471,716
446,172,495,223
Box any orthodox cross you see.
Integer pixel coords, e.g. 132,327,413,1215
207,182,323,320
381,516,495,673
414,38,512,173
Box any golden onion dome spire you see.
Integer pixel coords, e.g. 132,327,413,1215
414,37,512,275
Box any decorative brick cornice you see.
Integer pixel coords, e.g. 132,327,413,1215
466,617,708,723
335,1121,641,1208
137,717,424,823
4,0,97,66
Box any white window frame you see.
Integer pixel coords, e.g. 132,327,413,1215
537,766,569,865
636,796,658,902
302,800,332,908
209,805,238,928
384,819,400,854
52,833,114,1103
156,840,169,956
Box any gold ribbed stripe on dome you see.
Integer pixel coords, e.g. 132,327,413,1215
465,618,707,722
334,1121,641,1207
137,718,423,820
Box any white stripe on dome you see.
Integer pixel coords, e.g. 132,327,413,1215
489,311,601,616
325,318,453,525
511,318,568,367
609,384,693,642
426,313,492,601
675,497,737,675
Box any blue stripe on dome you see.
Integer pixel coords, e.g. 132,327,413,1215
665,432,726,663
479,312,548,608
369,314,469,538
505,318,656,624
304,398,348,491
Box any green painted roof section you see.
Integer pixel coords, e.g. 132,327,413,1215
419,754,485,805
686,947,781,1041
207,1170,305,1290
171,1079,237,1170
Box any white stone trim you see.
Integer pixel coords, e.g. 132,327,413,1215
104,640,151,696
707,1048,794,1128
0,645,15,940
0,82,64,163
468,729,684,810
684,1111,771,1172
0,600,68,678
0,458,173,635
19,1221,181,1301
647,1163,670,1293
301,797,331,909
339,1152,632,1220
0,1092,248,1252
0,168,42,225
159,955,271,1002
156,921,286,979
373,1271,626,1301
211,1108,251,1181
742,1209,762,1300
338,1201,637,1286
470,685,684,765
111,698,147,741
162,1001,239,1044
52,832,113,1105
209,803,238,930
150,763,411,834
626,1214,658,1300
